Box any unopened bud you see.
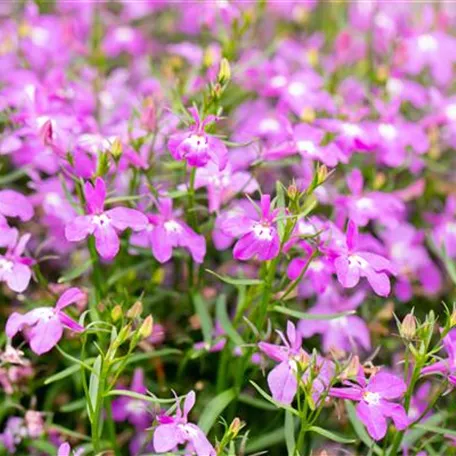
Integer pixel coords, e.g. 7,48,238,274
127,301,143,319
139,315,154,339
96,151,110,177
110,138,123,162
450,309,456,327
228,417,244,437
341,355,361,381
287,183,299,200
401,314,417,340
317,165,328,185
300,107,315,123
218,58,231,85
140,97,157,132
111,305,123,322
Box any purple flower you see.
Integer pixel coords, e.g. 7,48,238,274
422,328,456,385
221,194,280,261
6,287,85,355
258,321,309,405
0,232,33,293
112,369,150,430
330,370,408,440
65,177,148,260
168,107,227,170
0,190,34,222
334,220,396,297
130,198,206,264
430,196,456,259
153,391,215,456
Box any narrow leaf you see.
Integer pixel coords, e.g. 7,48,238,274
88,355,102,421
273,305,356,320
309,425,356,444
44,364,80,385
250,381,299,417
216,295,245,346
285,411,296,455
206,269,263,286
58,259,93,283
198,389,236,434
192,293,214,349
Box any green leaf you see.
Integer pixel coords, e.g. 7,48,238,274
105,390,179,404
198,389,236,434
49,424,91,441
273,305,356,320
345,401,382,455
60,398,85,413
250,381,299,417
238,393,276,411
206,269,263,286
415,421,456,437
58,259,93,283
284,411,296,455
246,427,286,453
88,355,102,421
28,440,57,455
44,364,80,385
124,348,181,366
107,259,154,286
275,181,286,240
309,425,356,444
192,293,214,349
215,295,245,346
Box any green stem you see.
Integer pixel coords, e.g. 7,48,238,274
88,236,104,302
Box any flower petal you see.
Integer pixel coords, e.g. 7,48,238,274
106,207,148,232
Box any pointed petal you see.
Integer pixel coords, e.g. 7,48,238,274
106,208,148,232
6,263,31,293
56,287,85,310
0,190,34,221
29,318,63,355
58,313,84,333
153,424,180,452
65,215,94,242
267,361,298,405
367,372,406,399
94,224,120,260
356,401,387,441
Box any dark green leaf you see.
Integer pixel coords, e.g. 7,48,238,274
216,295,245,346
198,389,236,434
206,269,263,286
273,305,356,320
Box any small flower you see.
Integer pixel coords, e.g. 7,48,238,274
330,370,408,440
130,198,206,264
221,195,280,261
6,287,85,355
168,107,227,170
0,190,34,223
65,177,148,260
334,220,396,297
0,232,33,293
153,391,215,456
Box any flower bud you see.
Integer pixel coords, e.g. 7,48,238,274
111,305,123,322
218,58,231,85
110,138,123,162
300,107,315,123
450,308,456,327
317,165,328,186
341,355,361,381
287,183,299,200
139,315,154,339
127,301,143,319
228,417,244,438
400,313,417,340
140,97,157,132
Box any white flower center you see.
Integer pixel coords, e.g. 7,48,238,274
45,192,62,207
379,123,398,141
309,260,324,272
297,140,317,155
447,222,456,234
329,316,348,328
0,258,13,272
164,220,182,233
259,118,280,134
363,391,381,405
418,34,438,52
126,400,147,415
342,123,362,137
387,78,403,96
348,254,369,269
355,197,374,210
252,223,274,241
445,104,456,121
179,424,199,438
288,81,307,97
115,27,134,43
31,307,55,322
270,75,287,88
93,214,111,227
186,134,208,151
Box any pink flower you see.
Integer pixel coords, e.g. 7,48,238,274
6,287,85,355
153,391,215,456
168,107,227,170
334,220,396,297
0,190,34,222
0,232,33,293
221,195,280,261
330,370,408,440
65,177,148,260
130,198,206,264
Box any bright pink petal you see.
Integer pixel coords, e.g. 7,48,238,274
379,401,408,431
6,263,31,293
150,225,173,263
153,424,180,452
58,313,84,333
29,317,63,355
367,372,406,399
267,361,297,405
335,256,360,288
65,215,94,242
0,190,34,221
356,401,387,441
106,207,148,232
187,423,216,456
84,177,106,214
56,287,85,310
94,224,120,260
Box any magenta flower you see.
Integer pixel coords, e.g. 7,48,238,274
221,195,280,261
130,198,206,264
65,177,148,260
112,369,150,430
330,370,408,440
334,220,396,297
153,391,215,456
168,107,227,170
258,321,308,405
6,287,85,355
422,329,456,385
430,196,456,259
0,232,33,293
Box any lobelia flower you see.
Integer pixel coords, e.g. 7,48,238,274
0,189,34,222
258,321,310,405
6,287,85,355
153,391,215,456
168,107,227,170
65,177,148,260
330,369,408,440
220,194,280,261
58,442,83,456
429,196,456,259
333,220,396,297
112,368,150,430
130,198,206,264
0,232,33,293
422,328,456,385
